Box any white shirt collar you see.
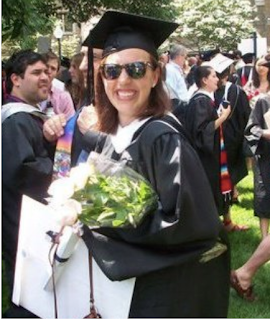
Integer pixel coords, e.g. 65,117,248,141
110,117,151,153
196,89,215,101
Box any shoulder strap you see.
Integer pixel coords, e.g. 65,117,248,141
1,102,48,123
227,83,240,119
191,91,207,101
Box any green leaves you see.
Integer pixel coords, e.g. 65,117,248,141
2,0,55,43
61,0,178,23
73,173,158,228
175,0,254,50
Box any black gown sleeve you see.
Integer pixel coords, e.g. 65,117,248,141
185,96,217,153
245,95,270,155
2,113,53,201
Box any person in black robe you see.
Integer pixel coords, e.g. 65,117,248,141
214,56,251,205
185,65,237,227
2,50,55,318
74,11,230,318
236,53,255,87
245,94,270,239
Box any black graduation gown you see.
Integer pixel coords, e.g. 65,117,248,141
236,65,253,87
2,111,54,291
185,93,224,213
82,115,230,318
245,94,270,218
215,83,251,184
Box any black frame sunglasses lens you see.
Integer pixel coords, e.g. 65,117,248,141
103,64,122,79
102,62,148,80
125,62,147,79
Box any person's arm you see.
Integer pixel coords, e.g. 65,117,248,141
261,129,270,140
43,113,66,142
186,97,217,153
214,104,231,129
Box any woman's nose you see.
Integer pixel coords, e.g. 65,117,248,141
79,57,88,72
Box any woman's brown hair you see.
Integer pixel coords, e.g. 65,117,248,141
66,52,85,109
95,55,171,134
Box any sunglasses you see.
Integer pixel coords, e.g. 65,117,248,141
100,61,154,80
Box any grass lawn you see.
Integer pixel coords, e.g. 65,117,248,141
2,171,270,317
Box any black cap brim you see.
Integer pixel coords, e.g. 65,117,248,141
199,48,220,61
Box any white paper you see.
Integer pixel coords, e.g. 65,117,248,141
13,196,135,319
237,37,267,58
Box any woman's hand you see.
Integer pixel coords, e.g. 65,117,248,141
77,105,98,135
219,104,231,121
43,114,66,142
215,104,231,129
262,129,270,140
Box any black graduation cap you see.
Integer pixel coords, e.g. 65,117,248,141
82,10,178,105
82,10,179,59
61,56,70,69
242,52,255,64
222,52,236,60
199,48,220,61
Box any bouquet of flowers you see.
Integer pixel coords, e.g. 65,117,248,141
48,152,158,229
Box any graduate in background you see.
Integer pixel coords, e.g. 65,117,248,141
213,54,251,219
236,52,255,87
245,92,270,239
185,65,235,227
2,50,55,318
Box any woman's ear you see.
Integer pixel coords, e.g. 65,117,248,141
202,76,208,87
152,67,160,87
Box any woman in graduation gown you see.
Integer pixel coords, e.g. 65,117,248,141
80,11,230,318
185,65,246,233
214,59,251,205
245,93,270,239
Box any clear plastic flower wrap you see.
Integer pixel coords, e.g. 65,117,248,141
48,151,158,229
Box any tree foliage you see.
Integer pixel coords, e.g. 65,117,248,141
2,0,257,56
175,0,255,51
2,0,56,43
61,0,178,23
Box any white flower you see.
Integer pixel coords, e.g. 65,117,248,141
69,163,94,191
54,199,82,227
48,177,75,203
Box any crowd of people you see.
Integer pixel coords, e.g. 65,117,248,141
2,9,270,318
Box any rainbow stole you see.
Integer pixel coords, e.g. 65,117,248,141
219,124,232,195
53,115,77,180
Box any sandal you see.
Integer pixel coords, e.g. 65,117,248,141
223,220,249,232
232,196,240,204
230,271,255,302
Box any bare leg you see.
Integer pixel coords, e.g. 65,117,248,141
232,185,239,203
259,218,269,240
234,234,270,290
